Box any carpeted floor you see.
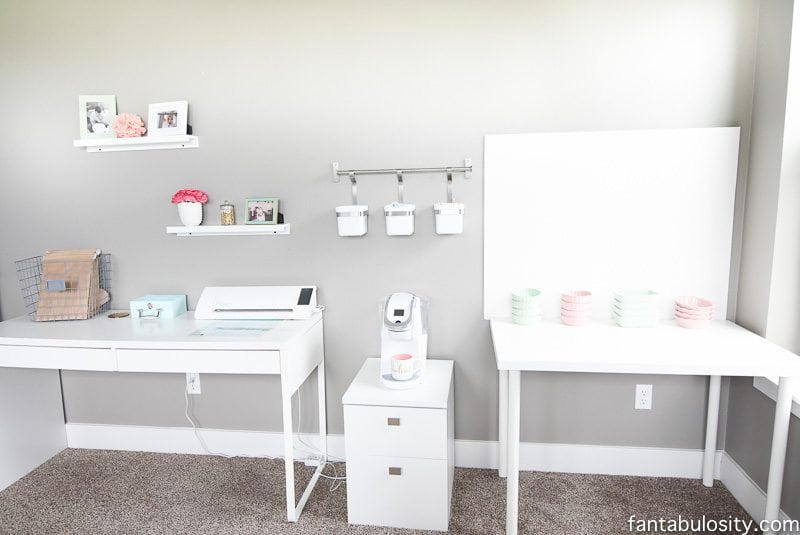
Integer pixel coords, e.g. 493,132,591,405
0,449,758,534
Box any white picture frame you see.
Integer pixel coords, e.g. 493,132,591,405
147,100,188,136
78,95,117,139
245,197,279,225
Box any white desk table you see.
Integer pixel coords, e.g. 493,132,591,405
0,311,327,523
491,318,800,535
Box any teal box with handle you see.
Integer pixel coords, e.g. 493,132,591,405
129,294,187,319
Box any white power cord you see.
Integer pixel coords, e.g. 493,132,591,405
184,388,275,460
295,391,347,492
296,390,345,462
183,377,346,491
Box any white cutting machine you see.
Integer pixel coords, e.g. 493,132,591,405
195,286,318,320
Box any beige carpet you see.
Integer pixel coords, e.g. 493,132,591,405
0,449,757,534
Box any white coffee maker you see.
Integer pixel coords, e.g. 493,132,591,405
380,292,428,389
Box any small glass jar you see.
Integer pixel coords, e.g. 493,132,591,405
220,200,235,225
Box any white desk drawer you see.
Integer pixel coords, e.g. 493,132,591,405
0,345,114,371
346,455,449,531
344,405,447,459
116,349,280,374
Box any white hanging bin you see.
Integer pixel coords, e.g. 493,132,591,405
336,205,369,236
434,202,464,235
384,202,415,236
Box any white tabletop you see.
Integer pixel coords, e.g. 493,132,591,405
0,311,322,351
490,318,800,377
342,358,454,409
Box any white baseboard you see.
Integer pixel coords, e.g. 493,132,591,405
453,438,499,469
719,451,793,526
520,442,720,478
57,425,791,530
752,376,800,418
66,423,716,479
65,423,347,462
452,436,719,478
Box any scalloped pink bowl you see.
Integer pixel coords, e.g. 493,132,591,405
676,296,713,310
561,314,590,326
675,302,714,313
561,308,591,318
675,307,714,320
676,316,711,329
562,290,592,304
675,309,713,320
561,301,592,312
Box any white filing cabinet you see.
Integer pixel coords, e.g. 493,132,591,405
343,358,454,532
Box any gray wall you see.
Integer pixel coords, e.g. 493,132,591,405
0,1,758,448
726,378,800,520
766,0,800,352
728,0,800,519
735,0,791,336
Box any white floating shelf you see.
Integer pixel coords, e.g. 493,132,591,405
166,224,290,236
74,135,199,152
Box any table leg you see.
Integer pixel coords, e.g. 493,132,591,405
702,375,721,486
317,359,328,462
506,370,521,535
282,389,297,522
499,369,508,478
764,376,795,532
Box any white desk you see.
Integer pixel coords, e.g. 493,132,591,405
491,318,800,535
0,311,327,523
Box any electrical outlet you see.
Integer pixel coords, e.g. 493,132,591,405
186,373,201,395
635,384,652,410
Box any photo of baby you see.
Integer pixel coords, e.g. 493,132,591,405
246,198,279,225
158,111,178,129
78,95,116,138
86,102,109,133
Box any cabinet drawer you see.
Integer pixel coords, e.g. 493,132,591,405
116,349,280,374
346,455,449,531
0,345,114,371
344,404,447,459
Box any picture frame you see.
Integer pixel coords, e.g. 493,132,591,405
147,100,188,136
245,198,279,225
78,95,117,139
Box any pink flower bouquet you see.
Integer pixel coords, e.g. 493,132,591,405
171,189,208,204
111,113,146,138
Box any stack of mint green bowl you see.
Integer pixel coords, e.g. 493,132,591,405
613,290,659,327
511,288,543,325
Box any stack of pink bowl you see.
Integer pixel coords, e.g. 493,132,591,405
674,296,714,328
561,290,592,326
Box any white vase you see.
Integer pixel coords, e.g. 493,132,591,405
177,202,203,226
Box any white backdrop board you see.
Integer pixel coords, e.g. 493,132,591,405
483,128,740,321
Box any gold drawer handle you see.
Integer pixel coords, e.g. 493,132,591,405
387,417,400,426
388,467,402,476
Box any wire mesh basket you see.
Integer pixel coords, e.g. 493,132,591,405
15,252,112,321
